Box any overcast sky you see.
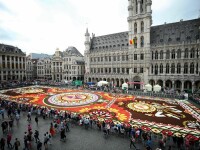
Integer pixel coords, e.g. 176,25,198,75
0,0,199,55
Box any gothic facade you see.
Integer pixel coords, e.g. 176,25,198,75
84,0,200,92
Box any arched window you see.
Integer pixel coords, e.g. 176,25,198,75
177,49,181,58
171,63,175,74
141,21,144,33
166,50,170,59
135,0,138,14
196,63,199,74
140,36,144,47
134,37,137,48
155,64,158,75
177,63,181,74
166,63,169,74
134,22,137,34
190,62,194,74
171,49,175,59
184,48,188,58
140,0,144,13
184,62,188,74
151,64,154,74
190,48,195,58
155,51,158,59
160,50,163,59
160,64,163,74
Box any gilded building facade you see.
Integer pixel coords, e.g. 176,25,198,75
84,0,200,92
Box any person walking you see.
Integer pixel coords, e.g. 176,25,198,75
130,135,137,149
35,115,39,126
14,138,20,150
7,133,13,149
0,137,6,150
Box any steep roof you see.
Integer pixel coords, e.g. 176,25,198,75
150,18,200,46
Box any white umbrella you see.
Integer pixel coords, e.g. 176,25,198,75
122,83,128,89
153,84,161,92
97,81,108,86
145,84,152,92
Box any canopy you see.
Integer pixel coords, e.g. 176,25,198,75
153,84,161,92
97,81,108,86
86,82,95,85
122,83,128,90
144,84,152,92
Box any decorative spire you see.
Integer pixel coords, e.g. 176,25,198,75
85,28,90,36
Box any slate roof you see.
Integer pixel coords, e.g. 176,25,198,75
0,44,25,55
150,18,200,45
90,31,129,51
65,46,83,57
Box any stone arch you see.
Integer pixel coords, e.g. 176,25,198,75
120,78,124,87
157,80,163,87
88,78,92,82
184,80,192,92
149,79,155,87
125,78,129,83
103,78,106,81
116,78,119,87
72,77,76,81
107,78,111,82
133,76,141,89
165,80,172,88
175,80,182,92
194,80,200,91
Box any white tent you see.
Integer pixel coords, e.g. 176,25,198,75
97,81,108,86
153,84,161,92
144,84,152,92
122,83,128,89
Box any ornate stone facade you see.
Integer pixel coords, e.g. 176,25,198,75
0,44,26,81
84,0,200,92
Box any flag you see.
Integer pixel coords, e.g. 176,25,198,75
129,39,133,44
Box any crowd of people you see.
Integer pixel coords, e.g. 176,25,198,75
0,98,199,150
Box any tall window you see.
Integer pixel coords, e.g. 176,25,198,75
140,54,144,60
177,63,181,74
171,63,175,74
134,37,137,48
184,63,188,74
135,0,138,14
155,64,158,75
171,49,175,59
166,63,169,74
152,51,154,60
141,21,144,33
160,50,163,59
190,62,194,74
134,22,137,34
151,65,154,74
166,50,170,59
184,48,188,58
196,63,199,74
155,51,158,60
160,64,163,74
141,36,144,47
177,49,181,58
134,54,137,60
190,48,195,58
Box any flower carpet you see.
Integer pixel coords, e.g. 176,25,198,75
0,86,200,140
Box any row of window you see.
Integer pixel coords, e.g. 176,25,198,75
1,55,25,62
152,48,199,60
90,68,131,74
1,63,25,69
90,55,129,62
151,62,199,74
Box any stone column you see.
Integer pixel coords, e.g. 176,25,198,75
137,0,141,14
181,81,184,92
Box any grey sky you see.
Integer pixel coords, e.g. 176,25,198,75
0,0,199,55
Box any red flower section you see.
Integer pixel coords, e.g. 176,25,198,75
185,134,199,142
141,125,151,132
161,130,173,136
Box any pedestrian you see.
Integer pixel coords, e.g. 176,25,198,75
130,136,137,149
0,137,6,150
14,138,20,150
34,130,40,143
7,133,13,149
37,141,42,150
35,115,39,126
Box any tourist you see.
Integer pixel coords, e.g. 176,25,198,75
0,137,6,150
35,115,39,126
14,138,20,150
130,135,137,149
34,130,40,143
6,132,13,149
